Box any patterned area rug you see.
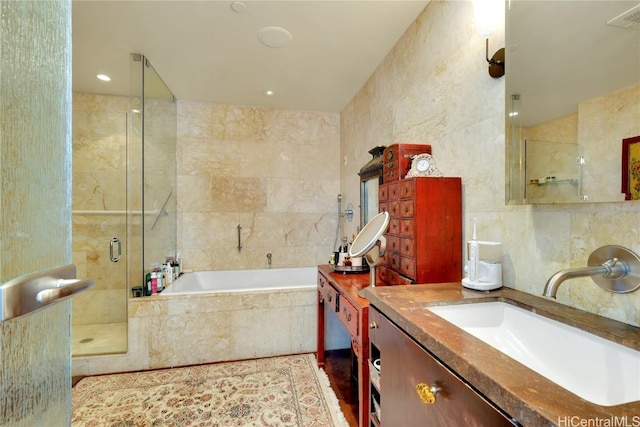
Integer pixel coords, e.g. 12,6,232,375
72,353,348,427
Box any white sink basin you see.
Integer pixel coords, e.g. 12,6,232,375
428,301,640,406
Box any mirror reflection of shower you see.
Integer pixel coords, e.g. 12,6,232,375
70,54,177,357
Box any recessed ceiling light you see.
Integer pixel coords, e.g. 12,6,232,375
230,1,246,13
96,74,111,82
257,27,292,48
264,90,274,96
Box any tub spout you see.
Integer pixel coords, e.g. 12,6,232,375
266,253,272,266
542,245,640,298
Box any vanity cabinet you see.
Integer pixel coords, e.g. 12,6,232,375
317,265,374,427
378,177,462,284
368,306,516,427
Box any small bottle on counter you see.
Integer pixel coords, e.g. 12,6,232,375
144,271,152,296
163,261,173,285
173,254,182,278
150,271,158,295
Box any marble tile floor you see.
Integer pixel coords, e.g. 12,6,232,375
72,322,127,356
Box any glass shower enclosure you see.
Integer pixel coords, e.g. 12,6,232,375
71,54,176,357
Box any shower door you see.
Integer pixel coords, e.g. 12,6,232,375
71,101,129,356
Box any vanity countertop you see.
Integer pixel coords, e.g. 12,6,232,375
363,283,640,426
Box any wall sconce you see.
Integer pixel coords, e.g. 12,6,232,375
473,0,505,78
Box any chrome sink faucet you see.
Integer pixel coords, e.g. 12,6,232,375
543,245,640,298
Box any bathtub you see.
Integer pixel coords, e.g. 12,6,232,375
162,266,317,295
119,266,324,371
75,266,351,376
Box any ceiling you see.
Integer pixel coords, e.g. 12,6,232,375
507,1,640,127
72,0,429,113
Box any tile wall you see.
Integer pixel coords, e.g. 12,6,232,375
176,103,341,272
340,1,640,326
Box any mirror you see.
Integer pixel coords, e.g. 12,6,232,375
505,0,640,204
350,211,390,288
358,146,385,226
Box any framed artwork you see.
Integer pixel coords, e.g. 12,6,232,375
622,135,640,200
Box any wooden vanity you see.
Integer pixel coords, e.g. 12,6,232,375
363,283,640,426
317,264,377,427
368,305,516,426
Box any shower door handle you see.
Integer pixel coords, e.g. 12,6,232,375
110,237,122,262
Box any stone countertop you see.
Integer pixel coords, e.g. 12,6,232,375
363,283,640,426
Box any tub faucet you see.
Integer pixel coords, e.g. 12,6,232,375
266,253,272,266
542,245,640,299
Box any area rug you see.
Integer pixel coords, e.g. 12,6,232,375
72,353,349,427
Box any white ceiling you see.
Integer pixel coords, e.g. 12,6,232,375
72,0,429,113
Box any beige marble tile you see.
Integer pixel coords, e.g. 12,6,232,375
340,0,640,328
148,311,232,368
177,102,340,272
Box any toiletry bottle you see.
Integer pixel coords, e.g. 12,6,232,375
157,268,164,292
173,260,180,279
144,271,152,296
163,261,173,285
340,237,347,252
150,271,158,295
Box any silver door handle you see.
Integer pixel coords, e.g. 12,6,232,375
0,264,95,321
35,278,95,303
110,237,121,262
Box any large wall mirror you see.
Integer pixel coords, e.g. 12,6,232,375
505,1,640,204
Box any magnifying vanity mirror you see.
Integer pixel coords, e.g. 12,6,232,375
505,1,640,204
350,211,390,288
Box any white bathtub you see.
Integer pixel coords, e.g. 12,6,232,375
162,266,318,295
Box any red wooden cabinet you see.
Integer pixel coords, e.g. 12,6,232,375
378,177,462,284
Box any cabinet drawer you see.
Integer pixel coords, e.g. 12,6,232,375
388,219,400,235
339,297,359,337
378,265,389,283
379,201,388,214
388,183,401,200
386,269,413,286
388,252,401,271
400,179,415,199
401,238,415,257
387,235,401,253
400,256,416,279
375,308,516,427
379,185,388,201
400,219,415,238
384,167,399,182
400,200,414,218
388,201,401,218
317,274,338,312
